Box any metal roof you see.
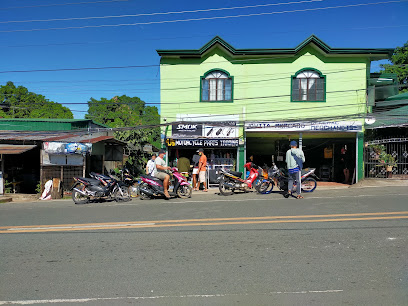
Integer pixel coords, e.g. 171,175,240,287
0,130,117,143
0,144,37,155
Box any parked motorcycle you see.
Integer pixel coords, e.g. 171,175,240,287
71,172,130,204
111,168,140,198
218,162,262,196
257,163,318,194
138,167,192,200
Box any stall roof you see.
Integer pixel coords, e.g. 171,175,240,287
0,144,37,154
0,130,114,143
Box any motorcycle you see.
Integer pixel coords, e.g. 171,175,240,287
71,172,130,204
111,168,140,198
257,163,318,194
138,167,192,200
218,162,262,196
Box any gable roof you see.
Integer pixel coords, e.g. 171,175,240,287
157,35,393,59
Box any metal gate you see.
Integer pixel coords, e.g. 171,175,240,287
364,137,408,179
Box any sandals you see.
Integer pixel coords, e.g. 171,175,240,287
296,195,304,199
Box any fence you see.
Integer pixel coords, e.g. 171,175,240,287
364,137,408,179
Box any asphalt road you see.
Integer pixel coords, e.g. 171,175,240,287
1,187,408,305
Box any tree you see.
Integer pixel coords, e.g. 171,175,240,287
0,81,73,119
86,95,160,174
380,41,408,93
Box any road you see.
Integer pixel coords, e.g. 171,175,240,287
1,187,408,305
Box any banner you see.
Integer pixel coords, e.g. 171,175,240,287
245,121,363,132
172,123,202,137
166,138,239,148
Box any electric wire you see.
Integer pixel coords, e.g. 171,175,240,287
0,0,325,24
1,0,405,33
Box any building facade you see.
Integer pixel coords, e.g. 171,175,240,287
157,36,392,183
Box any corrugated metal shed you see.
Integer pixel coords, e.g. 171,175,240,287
0,119,108,131
0,144,37,154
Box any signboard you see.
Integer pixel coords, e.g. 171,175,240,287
172,123,202,137
204,122,237,138
166,138,239,148
245,121,363,132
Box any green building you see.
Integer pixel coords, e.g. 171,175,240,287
157,36,393,183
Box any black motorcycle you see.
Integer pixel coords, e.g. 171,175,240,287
257,163,318,194
111,168,140,198
70,172,130,204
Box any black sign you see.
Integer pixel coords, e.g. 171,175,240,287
172,123,202,137
166,138,239,148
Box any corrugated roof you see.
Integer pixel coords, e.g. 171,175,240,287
0,144,37,154
0,130,117,143
367,105,408,129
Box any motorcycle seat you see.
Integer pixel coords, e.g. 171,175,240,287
227,171,242,178
79,177,102,185
141,174,162,181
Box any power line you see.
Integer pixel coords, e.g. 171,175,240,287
0,0,130,11
1,24,406,49
0,0,324,24
1,0,405,33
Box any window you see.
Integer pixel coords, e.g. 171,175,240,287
201,70,233,102
292,69,325,102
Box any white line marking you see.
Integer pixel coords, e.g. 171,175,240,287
6,223,155,231
0,290,344,304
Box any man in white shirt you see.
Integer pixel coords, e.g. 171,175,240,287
145,153,156,175
152,150,171,198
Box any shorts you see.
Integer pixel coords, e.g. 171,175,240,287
199,171,206,183
154,172,168,180
193,168,199,175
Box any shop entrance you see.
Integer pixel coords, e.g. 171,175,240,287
246,132,356,183
167,147,238,184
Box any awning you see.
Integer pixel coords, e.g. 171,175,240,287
0,144,37,154
366,105,408,129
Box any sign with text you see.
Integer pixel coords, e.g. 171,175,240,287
172,123,202,137
166,138,239,148
245,121,363,132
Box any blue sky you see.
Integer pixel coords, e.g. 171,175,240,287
0,0,407,119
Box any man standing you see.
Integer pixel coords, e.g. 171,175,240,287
192,153,200,191
152,150,171,199
145,153,156,175
285,140,305,199
197,148,208,192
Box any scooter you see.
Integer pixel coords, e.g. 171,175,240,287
218,162,262,196
138,167,192,200
257,163,318,194
70,172,130,204
111,168,140,198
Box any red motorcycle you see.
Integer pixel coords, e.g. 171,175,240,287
218,162,261,196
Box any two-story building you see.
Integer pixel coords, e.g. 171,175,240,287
157,36,393,183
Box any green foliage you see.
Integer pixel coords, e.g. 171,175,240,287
86,95,160,175
380,41,408,93
369,144,397,167
0,81,73,119
4,180,12,194
35,181,42,194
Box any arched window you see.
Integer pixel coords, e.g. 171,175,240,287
201,70,233,102
291,69,325,102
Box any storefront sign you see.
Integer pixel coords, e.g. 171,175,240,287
166,138,239,148
204,122,237,138
172,123,202,137
245,121,363,132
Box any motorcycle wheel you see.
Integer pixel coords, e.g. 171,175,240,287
176,185,192,198
140,191,152,200
219,177,233,196
301,178,317,192
72,189,89,205
113,186,131,202
128,183,140,198
257,180,274,194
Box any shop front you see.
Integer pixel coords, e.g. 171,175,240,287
165,122,241,184
245,121,364,183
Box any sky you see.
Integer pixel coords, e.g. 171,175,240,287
0,0,407,119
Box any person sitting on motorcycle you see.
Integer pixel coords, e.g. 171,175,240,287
152,149,171,199
285,140,305,199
